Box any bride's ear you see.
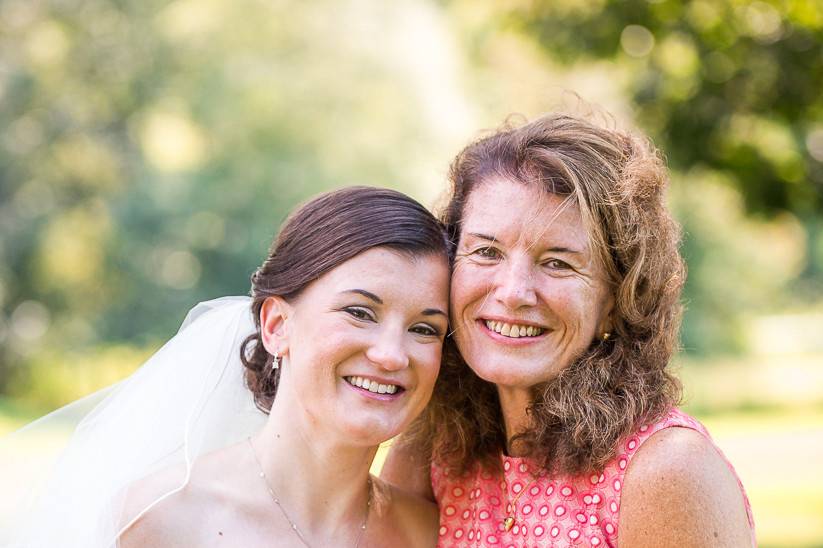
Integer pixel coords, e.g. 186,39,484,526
260,296,292,358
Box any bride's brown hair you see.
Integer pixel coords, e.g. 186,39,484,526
404,113,684,476
241,186,449,413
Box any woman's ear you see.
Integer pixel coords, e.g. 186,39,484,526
260,296,291,358
597,294,615,340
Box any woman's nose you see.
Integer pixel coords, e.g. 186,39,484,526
494,258,538,309
365,331,410,371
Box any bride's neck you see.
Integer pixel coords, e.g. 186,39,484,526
250,394,376,536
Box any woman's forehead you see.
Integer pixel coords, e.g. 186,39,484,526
461,178,588,248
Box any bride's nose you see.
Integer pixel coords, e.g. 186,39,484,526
365,329,410,371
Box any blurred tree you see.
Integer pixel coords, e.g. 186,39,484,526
508,0,823,216
0,0,472,405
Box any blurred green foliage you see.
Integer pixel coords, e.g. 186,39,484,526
509,0,823,216
0,0,821,398
0,0,463,404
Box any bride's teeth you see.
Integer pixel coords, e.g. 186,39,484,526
501,324,511,336
519,326,528,336
346,376,399,394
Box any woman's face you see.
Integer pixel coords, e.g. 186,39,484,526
270,247,449,446
450,178,613,389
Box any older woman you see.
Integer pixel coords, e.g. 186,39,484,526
384,114,755,547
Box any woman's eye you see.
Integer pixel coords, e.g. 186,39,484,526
411,324,440,337
472,246,500,260
344,307,374,321
545,258,572,270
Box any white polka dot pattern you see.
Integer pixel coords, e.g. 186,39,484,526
431,408,755,547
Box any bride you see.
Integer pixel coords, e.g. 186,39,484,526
2,186,449,547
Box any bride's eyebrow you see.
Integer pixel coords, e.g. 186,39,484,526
341,289,382,304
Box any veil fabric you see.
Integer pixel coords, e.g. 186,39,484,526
0,297,267,547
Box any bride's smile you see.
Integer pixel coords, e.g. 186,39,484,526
261,246,449,446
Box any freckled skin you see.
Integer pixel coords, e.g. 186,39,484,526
449,178,613,435
450,178,613,390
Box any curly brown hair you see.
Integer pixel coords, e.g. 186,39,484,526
403,113,684,476
240,186,449,412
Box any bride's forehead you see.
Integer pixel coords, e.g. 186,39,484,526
299,248,448,298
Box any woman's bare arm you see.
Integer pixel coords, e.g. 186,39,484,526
618,427,753,547
380,439,435,503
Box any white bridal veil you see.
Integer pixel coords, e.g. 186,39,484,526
0,297,267,547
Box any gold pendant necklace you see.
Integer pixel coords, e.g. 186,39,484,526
502,471,542,532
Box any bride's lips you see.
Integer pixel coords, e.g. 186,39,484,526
343,375,407,401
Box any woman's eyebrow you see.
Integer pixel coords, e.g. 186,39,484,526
341,289,382,304
421,308,448,317
465,232,497,242
468,231,583,255
545,246,583,254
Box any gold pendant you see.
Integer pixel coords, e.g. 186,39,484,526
503,516,515,531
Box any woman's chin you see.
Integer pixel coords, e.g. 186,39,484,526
468,359,559,389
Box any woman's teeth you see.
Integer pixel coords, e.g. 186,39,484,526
345,376,399,394
484,320,544,338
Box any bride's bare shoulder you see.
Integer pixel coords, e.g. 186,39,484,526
118,443,248,547
116,461,195,547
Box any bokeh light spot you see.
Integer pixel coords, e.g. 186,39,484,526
160,250,202,289
620,25,655,58
11,301,51,342
806,127,823,162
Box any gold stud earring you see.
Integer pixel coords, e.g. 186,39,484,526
601,332,611,341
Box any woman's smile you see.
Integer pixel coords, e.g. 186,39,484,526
450,178,613,389
478,317,549,344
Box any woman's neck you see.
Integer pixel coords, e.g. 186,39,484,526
250,397,377,543
496,385,533,456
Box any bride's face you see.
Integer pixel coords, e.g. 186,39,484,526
271,247,449,445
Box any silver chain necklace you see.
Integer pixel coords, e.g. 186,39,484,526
247,437,371,548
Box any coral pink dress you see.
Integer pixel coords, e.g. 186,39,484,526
431,408,754,547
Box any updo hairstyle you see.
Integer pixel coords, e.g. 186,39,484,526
240,186,449,413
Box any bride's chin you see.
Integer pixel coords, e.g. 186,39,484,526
337,418,404,447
